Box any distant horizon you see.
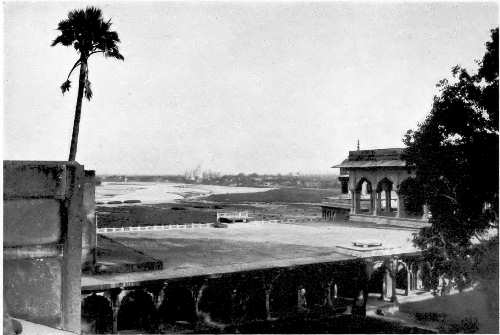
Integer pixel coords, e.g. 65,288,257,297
4,2,497,175
96,171,340,177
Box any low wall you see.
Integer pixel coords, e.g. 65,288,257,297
96,218,324,234
321,206,350,222
349,214,430,228
3,161,88,333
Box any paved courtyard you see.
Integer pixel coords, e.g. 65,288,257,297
83,222,419,290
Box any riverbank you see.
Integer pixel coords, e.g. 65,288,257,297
96,181,273,205
96,184,340,228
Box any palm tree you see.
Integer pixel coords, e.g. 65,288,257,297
52,7,124,161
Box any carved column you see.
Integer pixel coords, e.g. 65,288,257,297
405,266,410,296
369,191,374,214
350,190,356,214
396,192,405,218
323,280,334,308
297,287,307,312
416,264,423,290
372,191,379,216
384,269,392,301
422,204,430,221
192,281,208,323
264,283,273,321
150,283,168,310
385,190,391,213
104,287,127,334
354,192,361,214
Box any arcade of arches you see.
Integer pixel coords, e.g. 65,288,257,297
350,172,428,219
330,148,429,221
81,257,426,334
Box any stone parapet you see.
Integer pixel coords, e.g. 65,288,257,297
3,161,86,333
349,214,430,229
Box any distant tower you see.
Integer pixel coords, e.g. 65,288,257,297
357,139,360,151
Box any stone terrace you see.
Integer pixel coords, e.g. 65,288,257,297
82,221,419,290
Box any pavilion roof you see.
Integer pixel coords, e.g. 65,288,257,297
332,148,409,169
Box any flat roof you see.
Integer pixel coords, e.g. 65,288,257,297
332,148,409,169
332,160,407,169
82,222,419,291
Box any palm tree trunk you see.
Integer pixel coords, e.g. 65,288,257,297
68,59,87,161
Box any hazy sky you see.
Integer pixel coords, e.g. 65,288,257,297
3,1,498,174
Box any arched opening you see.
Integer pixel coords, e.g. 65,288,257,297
395,263,409,294
376,178,395,216
269,272,299,317
197,281,233,324
354,178,374,214
81,294,113,334
232,277,267,321
117,289,157,333
303,279,327,311
368,263,385,298
158,285,196,326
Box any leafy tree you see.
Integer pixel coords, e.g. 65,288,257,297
398,177,425,216
52,7,124,161
401,28,498,292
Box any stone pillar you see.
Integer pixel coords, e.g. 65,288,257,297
151,283,167,310
381,277,386,300
193,282,208,322
369,191,374,214
396,193,405,218
104,288,126,334
372,191,379,216
350,190,356,214
354,192,361,214
422,204,430,221
405,266,410,296
297,287,307,312
264,284,273,321
324,281,334,307
385,190,391,213
384,270,393,301
82,170,96,271
416,265,423,290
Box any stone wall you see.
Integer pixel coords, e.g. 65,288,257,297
3,161,88,333
82,170,96,271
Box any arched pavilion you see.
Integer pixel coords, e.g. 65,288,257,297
322,148,429,227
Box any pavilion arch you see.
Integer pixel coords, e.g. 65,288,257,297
230,276,267,321
268,271,299,316
375,177,396,215
158,285,197,325
353,177,375,215
376,177,394,193
81,293,113,334
117,289,157,333
197,280,233,324
355,177,373,193
395,262,409,294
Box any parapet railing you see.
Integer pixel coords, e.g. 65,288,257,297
96,217,323,233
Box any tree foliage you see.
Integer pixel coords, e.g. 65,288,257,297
401,28,498,290
52,7,124,161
